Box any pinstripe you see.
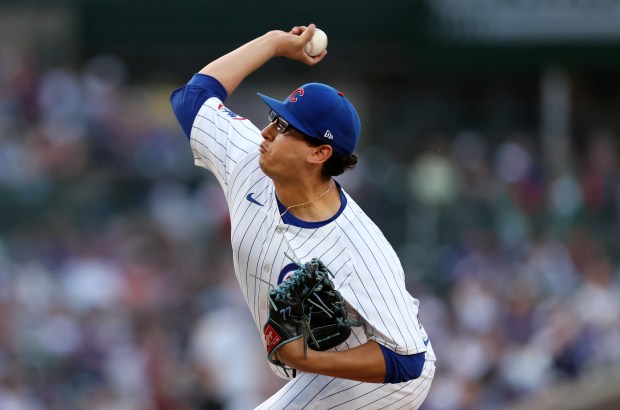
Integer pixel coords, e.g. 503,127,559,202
191,124,239,170
326,383,386,409
357,381,414,409
229,155,261,200
297,225,339,261
389,363,435,410
210,108,262,148
336,223,398,342
348,326,365,346
230,177,269,228
320,381,364,401
291,228,319,252
281,374,323,409
191,147,216,171
229,121,262,145
260,373,319,410
190,134,228,175
347,283,377,336
198,104,261,148
253,220,288,321
341,213,409,344
230,162,264,206
301,378,337,410
239,212,268,305
323,256,351,279
344,212,420,350
228,137,250,154
337,270,353,288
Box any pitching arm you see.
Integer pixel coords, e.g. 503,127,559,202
199,24,327,95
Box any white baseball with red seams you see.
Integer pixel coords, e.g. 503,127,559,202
304,28,328,56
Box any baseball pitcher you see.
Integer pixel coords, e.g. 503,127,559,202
170,24,436,409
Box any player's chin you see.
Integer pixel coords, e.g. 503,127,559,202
258,156,269,173
258,161,278,180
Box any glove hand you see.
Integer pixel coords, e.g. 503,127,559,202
263,258,352,375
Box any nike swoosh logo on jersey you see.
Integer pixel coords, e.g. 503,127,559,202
246,193,264,206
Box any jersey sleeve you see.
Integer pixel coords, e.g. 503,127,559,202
340,277,429,356
332,207,431,357
170,74,228,140
170,74,263,190
379,344,426,383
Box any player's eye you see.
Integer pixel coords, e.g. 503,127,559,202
268,110,290,134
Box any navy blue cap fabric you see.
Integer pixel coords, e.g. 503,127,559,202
257,83,361,156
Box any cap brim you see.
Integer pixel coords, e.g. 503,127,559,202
257,93,314,137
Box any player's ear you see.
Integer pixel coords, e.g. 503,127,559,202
307,144,333,165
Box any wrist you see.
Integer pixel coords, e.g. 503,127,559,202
262,30,287,58
277,339,314,371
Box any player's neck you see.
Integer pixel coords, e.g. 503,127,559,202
275,178,340,221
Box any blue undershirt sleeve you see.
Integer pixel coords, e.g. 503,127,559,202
170,74,228,140
378,344,426,384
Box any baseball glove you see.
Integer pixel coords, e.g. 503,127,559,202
263,257,353,375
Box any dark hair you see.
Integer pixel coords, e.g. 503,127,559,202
302,135,358,180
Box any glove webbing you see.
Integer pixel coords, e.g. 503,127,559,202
275,259,356,356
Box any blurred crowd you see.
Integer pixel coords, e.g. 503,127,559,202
402,129,620,409
0,47,619,410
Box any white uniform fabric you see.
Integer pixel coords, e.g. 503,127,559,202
190,96,436,409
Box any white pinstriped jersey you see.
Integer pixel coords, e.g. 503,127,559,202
190,96,436,409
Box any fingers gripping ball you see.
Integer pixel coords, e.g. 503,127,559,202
305,28,328,57
263,258,354,375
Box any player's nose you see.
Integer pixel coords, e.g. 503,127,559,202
261,123,277,141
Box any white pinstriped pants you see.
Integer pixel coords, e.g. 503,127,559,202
256,359,435,410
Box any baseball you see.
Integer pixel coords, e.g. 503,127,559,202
305,28,328,57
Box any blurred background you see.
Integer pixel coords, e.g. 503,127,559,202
1,0,620,409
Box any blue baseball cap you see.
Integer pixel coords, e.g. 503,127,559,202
257,83,361,156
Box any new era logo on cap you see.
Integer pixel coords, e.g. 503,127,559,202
257,83,361,156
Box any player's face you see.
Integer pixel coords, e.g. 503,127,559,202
259,112,313,180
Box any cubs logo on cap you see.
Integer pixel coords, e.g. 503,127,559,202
289,88,304,102
257,83,361,156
